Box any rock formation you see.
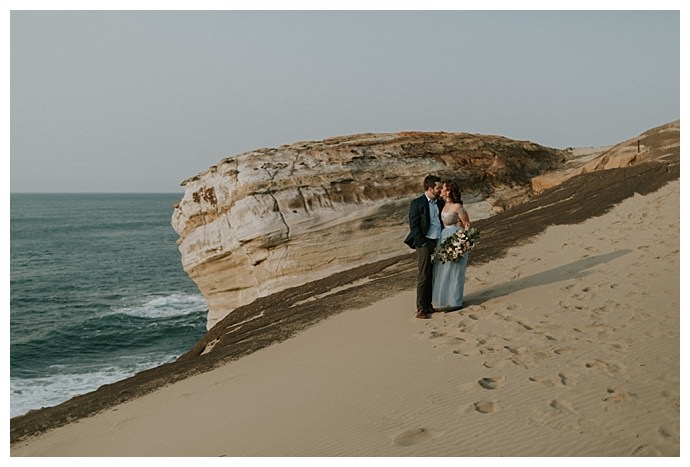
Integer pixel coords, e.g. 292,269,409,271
172,131,567,329
531,120,680,193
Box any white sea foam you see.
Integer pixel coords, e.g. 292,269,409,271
112,293,207,319
10,355,178,418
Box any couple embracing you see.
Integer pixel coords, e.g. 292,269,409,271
404,175,472,319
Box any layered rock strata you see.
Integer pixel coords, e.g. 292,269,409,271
172,132,568,328
531,120,680,193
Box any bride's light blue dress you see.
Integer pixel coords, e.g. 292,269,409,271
432,210,469,311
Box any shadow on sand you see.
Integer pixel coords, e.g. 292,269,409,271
464,249,632,306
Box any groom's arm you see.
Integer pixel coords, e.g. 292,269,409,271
408,199,427,248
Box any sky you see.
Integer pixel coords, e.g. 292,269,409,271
8,4,683,193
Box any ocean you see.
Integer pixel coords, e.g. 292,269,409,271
9,193,208,418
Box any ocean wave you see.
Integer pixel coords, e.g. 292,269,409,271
10,354,179,418
110,293,207,319
11,297,208,380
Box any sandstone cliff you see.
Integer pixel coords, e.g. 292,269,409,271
531,120,680,193
172,132,568,328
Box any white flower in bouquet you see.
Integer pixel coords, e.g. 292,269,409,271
431,228,480,263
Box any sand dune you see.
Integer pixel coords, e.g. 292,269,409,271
10,179,679,456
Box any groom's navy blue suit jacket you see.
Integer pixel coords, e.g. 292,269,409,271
404,194,445,249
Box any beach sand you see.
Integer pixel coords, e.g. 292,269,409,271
10,179,680,457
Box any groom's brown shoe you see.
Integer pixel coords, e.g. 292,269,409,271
415,308,429,319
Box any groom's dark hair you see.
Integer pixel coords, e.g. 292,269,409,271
423,175,441,191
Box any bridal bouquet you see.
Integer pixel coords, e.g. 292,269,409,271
431,228,481,263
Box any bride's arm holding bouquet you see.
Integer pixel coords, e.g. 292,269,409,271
457,207,471,231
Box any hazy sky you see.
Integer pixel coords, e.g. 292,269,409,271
9,8,681,193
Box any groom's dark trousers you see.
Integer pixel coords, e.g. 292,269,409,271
405,194,444,312
416,239,437,311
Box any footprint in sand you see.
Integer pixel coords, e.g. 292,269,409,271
478,376,506,390
549,399,576,414
603,386,635,402
482,357,515,369
392,427,443,446
529,371,571,387
608,340,631,353
471,400,500,413
585,359,627,376
432,336,467,350
657,423,680,441
557,372,573,385
428,330,447,339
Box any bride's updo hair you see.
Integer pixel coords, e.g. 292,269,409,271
443,179,463,204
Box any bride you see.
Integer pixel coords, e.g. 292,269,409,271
432,179,472,311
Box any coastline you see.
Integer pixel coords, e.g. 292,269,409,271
11,161,679,456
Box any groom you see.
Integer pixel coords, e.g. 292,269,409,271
404,175,444,319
